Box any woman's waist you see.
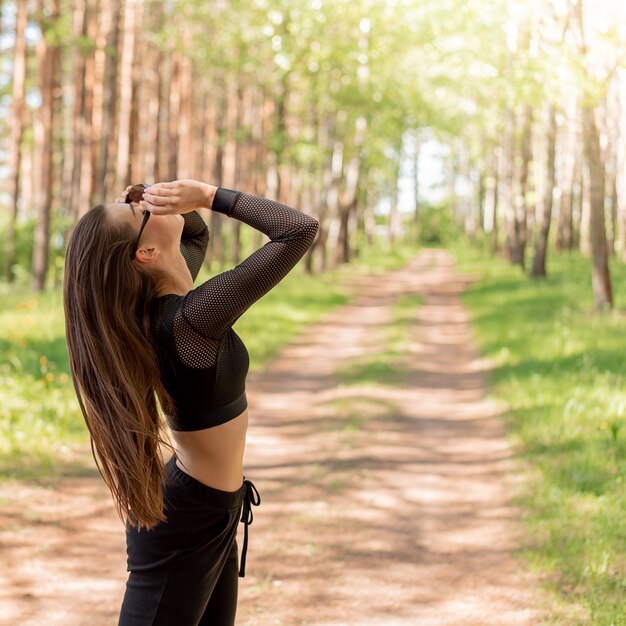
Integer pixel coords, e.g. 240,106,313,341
169,408,249,491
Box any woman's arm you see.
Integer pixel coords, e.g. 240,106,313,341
181,188,318,340
179,211,209,282
141,181,319,340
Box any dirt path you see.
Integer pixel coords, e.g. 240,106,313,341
0,248,547,625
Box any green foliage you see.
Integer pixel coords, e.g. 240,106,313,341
0,209,72,291
416,203,461,246
449,242,626,625
0,213,36,286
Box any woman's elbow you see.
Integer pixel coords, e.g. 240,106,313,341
305,216,319,242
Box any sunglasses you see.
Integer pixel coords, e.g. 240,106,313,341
125,183,150,260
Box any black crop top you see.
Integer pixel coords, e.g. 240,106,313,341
149,187,319,431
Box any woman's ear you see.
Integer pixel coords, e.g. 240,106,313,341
134,246,159,264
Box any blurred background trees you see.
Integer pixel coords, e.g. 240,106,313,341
1,0,626,309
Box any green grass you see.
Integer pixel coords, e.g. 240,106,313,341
0,234,422,480
448,241,626,625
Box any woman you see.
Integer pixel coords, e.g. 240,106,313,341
63,179,319,625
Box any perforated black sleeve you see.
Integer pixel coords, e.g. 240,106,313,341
179,210,209,282
179,188,319,340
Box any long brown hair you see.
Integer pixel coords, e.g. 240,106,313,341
63,204,175,530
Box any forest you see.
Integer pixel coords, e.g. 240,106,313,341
1,0,625,624
0,0,623,297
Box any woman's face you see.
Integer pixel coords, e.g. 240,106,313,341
105,203,184,263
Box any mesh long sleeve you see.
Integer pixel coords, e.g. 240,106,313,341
178,188,319,340
179,210,209,281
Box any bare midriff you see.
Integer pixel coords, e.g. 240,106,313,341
169,407,249,492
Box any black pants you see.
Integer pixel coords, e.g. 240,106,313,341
118,455,260,626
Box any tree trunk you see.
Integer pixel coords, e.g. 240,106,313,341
103,0,122,196
128,0,145,183
69,0,86,218
79,1,96,211
168,51,182,179
156,50,171,182
580,153,591,256
336,115,366,264
510,104,532,268
502,108,521,264
582,105,613,308
32,0,61,292
207,70,227,267
304,83,323,273
607,149,618,256
531,104,557,277
324,120,344,267
114,0,136,191
94,0,120,200
335,16,369,264
572,157,583,250
388,159,402,245
141,18,161,183
412,130,421,232
364,181,377,247
221,70,241,265
4,0,28,283
556,104,578,250
176,54,193,180
490,145,500,253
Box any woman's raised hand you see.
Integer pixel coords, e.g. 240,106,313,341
139,180,217,216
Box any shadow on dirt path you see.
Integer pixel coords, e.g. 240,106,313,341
0,248,548,625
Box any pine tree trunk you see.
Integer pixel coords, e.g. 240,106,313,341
94,0,120,200
251,84,265,195
532,104,557,277
4,0,28,283
69,0,86,218
103,0,122,196
114,0,136,190
304,85,323,273
490,145,500,253
616,69,626,260
176,55,193,180
91,0,111,200
477,168,486,237
364,182,376,247
607,149,618,256
580,152,591,256
556,105,577,250
128,1,145,183
512,104,532,268
520,105,533,254
324,120,343,268
337,115,366,264
572,157,583,250
156,51,171,182
79,1,96,211
32,0,61,292
168,51,182,178
388,159,402,245
582,105,613,308
413,130,420,231
207,70,227,266
221,70,241,265
141,39,162,184
501,108,520,264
